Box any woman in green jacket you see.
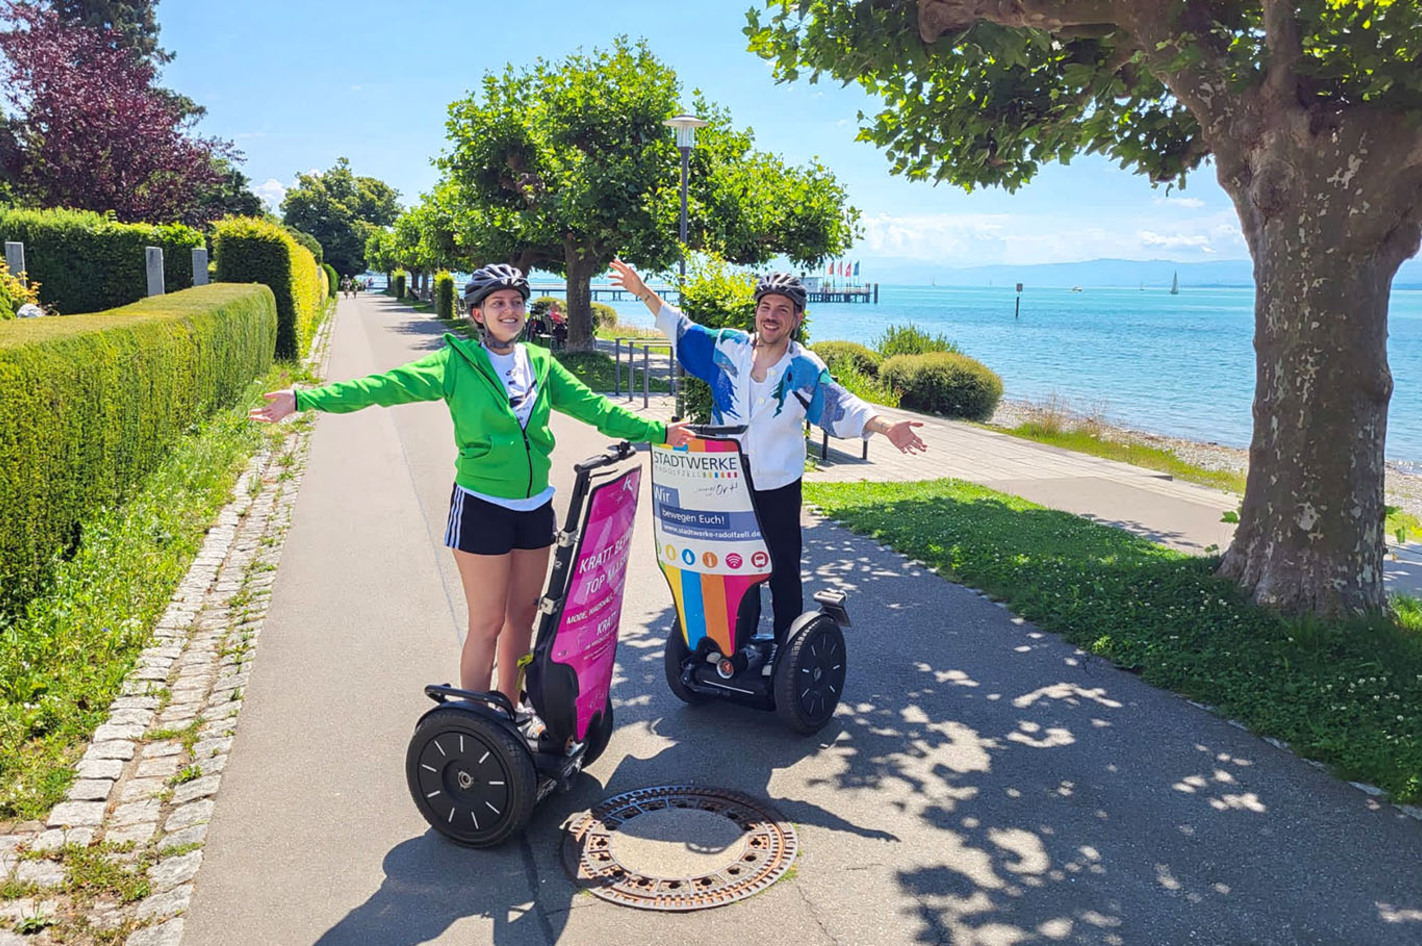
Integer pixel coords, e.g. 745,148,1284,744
250,264,690,705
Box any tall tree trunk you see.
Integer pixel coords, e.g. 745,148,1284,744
1214,114,1420,616
564,244,597,351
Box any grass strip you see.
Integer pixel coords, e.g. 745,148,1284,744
804,478,1422,802
0,361,315,822
991,423,1421,541
993,423,1247,493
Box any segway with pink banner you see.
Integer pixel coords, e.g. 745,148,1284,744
406,441,641,847
652,427,850,734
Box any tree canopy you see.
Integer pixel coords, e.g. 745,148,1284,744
49,0,168,62
0,1,233,225
748,1,1422,195
748,0,1422,616
436,35,859,347
281,158,401,277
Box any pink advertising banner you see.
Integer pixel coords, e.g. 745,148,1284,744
550,466,641,741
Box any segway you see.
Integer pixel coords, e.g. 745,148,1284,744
651,427,850,734
406,441,642,847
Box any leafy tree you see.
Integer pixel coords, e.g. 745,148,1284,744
748,1,1422,617
281,157,401,277
364,227,397,276
49,0,168,63
193,158,264,220
0,2,232,225
440,36,857,349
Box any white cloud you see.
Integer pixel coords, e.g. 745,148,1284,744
1139,231,1214,251
857,209,1247,266
1153,196,1205,208
253,178,288,211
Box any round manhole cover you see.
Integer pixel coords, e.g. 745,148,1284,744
561,785,798,911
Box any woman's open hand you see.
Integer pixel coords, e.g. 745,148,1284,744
248,390,297,424
664,420,695,448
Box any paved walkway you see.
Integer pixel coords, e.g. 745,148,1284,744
181,296,1422,945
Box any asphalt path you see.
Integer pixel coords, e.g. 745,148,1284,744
183,296,1422,946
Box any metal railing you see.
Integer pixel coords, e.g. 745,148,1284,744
610,337,676,409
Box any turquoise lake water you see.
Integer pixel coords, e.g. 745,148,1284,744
606,284,1422,465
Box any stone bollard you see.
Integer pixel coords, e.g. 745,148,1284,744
192,247,209,287
145,246,165,297
4,241,24,284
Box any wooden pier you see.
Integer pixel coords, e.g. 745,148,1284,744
529,285,681,303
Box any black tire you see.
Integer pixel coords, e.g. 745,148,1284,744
581,696,615,767
405,706,537,848
664,619,710,705
773,615,847,735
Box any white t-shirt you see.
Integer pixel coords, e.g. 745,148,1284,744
458,344,554,512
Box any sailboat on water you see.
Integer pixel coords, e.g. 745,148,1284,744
1170,271,1180,295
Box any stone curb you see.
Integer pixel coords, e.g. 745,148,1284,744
0,312,333,943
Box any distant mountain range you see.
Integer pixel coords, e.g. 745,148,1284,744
857,256,1422,289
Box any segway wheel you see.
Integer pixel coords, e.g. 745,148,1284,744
581,696,615,767
405,706,537,848
773,615,847,735
664,619,710,705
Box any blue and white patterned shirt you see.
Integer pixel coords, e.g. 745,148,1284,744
656,303,876,490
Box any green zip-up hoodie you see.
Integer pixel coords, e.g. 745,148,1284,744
294,334,666,500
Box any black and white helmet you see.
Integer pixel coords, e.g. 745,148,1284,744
464,264,530,307
753,272,807,311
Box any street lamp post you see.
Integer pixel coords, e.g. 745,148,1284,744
664,112,706,417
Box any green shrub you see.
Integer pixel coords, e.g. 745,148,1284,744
875,322,960,358
322,263,339,299
591,301,618,330
0,260,38,320
879,351,1002,420
0,208,203,315
391,270,407,299
435,271,455,319
0,284,277,618
213,216,323,360
812,340,881,378
831,358,901,408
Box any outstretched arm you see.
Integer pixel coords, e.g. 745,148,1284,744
249,350,449,422
608,258,729,386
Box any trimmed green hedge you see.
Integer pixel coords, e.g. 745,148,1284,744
880,351,1003,421
0,284,277,617
812,340,882,378
0,208,204,315
323,263,339,299
212,216,323,360
435,271,455,319
392,271,407,299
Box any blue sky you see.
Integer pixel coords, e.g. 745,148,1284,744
158,0,1247,270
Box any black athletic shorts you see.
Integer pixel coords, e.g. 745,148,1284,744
444,486,555,555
